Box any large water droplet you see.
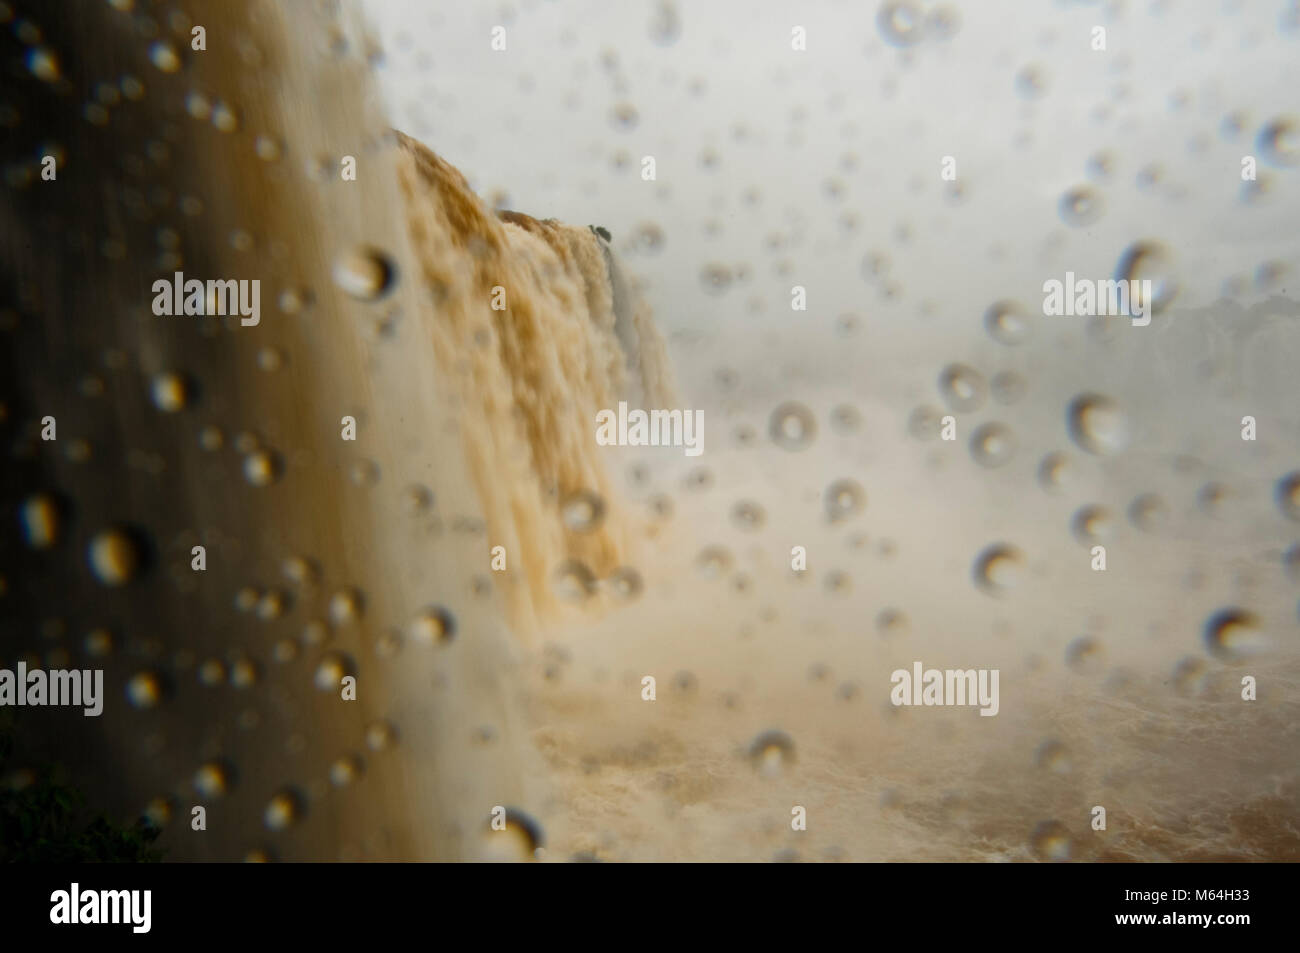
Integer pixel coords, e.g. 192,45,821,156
88,528,145,586
1203,608,1265,662
1066,393,1128,455
1071,504,1115,545
150,372,190,412
409,606,456,645
748,730,796,777
333,246,396,301
1115,241,1176,315
243,449,283,487
314,651,356,690
126,670,165,709
19,494,61,549
149,41,181,73
479,807,544,862
973,543,1024,596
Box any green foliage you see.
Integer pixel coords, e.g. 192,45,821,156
0,714,163,863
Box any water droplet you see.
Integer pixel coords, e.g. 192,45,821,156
769,401,817,450
210,101,238,133
282,556,320,589
198,426,224,451
409,606,456,645
699,263,733,295
648,2,681,46
970,422,1016,468
561,490,606,533
149,372,189,412
1058,186,1104,226
552,560,597,601
197,658,225,686
990,370,1026,405
908,405,943,440
731,500,766,531
1029,820,1072,862
194,761,234,799
329,588,365,626
1015,64,1049,100
631,222,664,253
938,364,986,412
26,47,60,82
973,543,1024,596
829,404,861,434
876,608,909,637
984,300,1032,345
1115,241,1176,315
1034,739,1072,773
1065,636,1105,673
314,651,355,690
126,670,164,709
824,479,865,522
748,730,796,777
1283,543,1300,582
149,41,181,73
1128,493,1168,531
243,449,283,487
88,528,145,586
347,458,379,488
333,246,396,301
927,5,961,39
606,567,643,602
84,629,113,657
330,755,364,787
1275,472,1300,521
229,656,259,688
19,494,60,549
647,493,673,520
1071,504,1115,545
401,484,434,514
185,91,211,121
1037,452,1071,492
254,135,283,161
1257,116,1299,167
877,1,925,46
1172,656,1208,695
263,789,304,831
1203,608,1265,662
479,807,544,862
695,546,733,579
365,720,397,751
1066,393,1128,455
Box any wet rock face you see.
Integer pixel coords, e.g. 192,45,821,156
0,0,551,862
